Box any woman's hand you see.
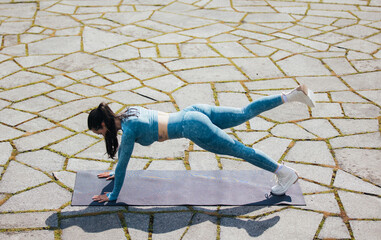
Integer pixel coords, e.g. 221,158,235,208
97,171,115,180
92,193,110,203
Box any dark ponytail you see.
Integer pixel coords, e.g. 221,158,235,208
88,103,119,159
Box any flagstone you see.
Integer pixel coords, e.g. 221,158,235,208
335,148,381,185
298,119,339,139
293,38,329,51
104,11,152,25
107,91,155,105
0,44,26,56
35,15,80,29
210,42,253,57
60,113,88,132
30,66,65,76
0,211,58,229
158,44,179,57
83,27,133,53
0,3,37,18
29,36,81,55
180,23,233,38
287,162,333,185
0,124,25,141
334,170,381,195
342,103,380,118
179,44,220,57
339,191,381,219
263,39,314,53
271,123,316,139
75,141,108,160
253,137,291,161
311,32,351,44
220,209,322,239
66,158,110,171
15,55,62,68
367,32,381,45
106,79,141,91
40,97,105,121
312,103,344,117
152,212,193,239
296,76,348,91
248,117,275,131
17,149,65,172
116,24,161,39
342,72,381,90
0,142,13,165
323,58,357,75
0,71,50,89
331,119,379,135
137,20,182,33
134,87,171,101
0,83,55,102
318,217,350,239
175,65,246,83
117,59,169,80
331,132,381,149
0,161,51,193
278,55,330,76
301,193,341,214
337,39,379,54
352,59,381,72
65,84,110,97
0,108,35,126
351,220,381,240
17,118,55,133
245,13,295,22
164,58,229,71
151,11,216,29
0,231,55,240
260,102,310,122
286,141,335,165
50,134,97,156
233,58,284,79
144,75,184,93
0,60,21,78
0,21,32,34
218,92,250,108
245,78,296,90
14,127,72,152
48,52,113,72
47,90,82,102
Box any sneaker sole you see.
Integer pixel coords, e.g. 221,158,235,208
301,85,315,108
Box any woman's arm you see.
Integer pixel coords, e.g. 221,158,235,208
106,130,135,201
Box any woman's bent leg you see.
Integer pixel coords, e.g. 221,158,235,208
183,111,279,172
188,94,283,129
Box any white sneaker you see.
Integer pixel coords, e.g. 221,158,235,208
271,165,299,195
283,84,315,107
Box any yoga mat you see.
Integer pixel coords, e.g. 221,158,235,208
72,170,305,206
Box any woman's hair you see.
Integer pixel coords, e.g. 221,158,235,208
88,103,119,159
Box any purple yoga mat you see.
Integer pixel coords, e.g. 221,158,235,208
71,170,305,206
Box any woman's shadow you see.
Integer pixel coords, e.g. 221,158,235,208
46,196,288,237
47,171,297,237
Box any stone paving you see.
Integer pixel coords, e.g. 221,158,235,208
0,0,380,239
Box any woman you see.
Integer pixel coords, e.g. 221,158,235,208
89,85,315,203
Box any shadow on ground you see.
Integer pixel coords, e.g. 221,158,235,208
46,204,281,237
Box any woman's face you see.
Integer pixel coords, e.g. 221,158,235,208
91,122,107,137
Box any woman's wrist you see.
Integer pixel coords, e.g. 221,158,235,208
106,192,117,201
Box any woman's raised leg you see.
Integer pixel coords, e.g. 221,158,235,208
187,94,283,129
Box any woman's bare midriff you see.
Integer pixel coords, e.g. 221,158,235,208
158,111,169,142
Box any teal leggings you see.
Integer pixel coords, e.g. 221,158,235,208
167,95,284,173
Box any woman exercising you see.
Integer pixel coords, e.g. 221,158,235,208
89,85,315,203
